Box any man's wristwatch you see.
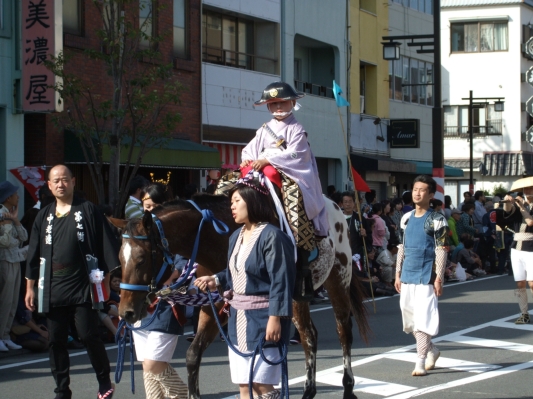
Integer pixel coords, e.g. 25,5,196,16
213,275,220,287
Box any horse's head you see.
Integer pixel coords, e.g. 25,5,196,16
110,212,171,324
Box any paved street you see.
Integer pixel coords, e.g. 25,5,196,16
1,275,532,399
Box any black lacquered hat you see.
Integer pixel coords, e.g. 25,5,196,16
254,81,305,106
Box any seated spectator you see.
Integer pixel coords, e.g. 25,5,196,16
368,203,388,252
457,203,477,238
98,267,122,340
456,237,486,276
444,195,453,219
390,198,404,243
430,198,445,216
402,191,413,213
381,200,399,246
10,295,48,352
351,251,396,297
447,209,462,247
376,243,397,286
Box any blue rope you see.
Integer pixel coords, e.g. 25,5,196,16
115,200,230,393
205,290,290,399
114,300,163,391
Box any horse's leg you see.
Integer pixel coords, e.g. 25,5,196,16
186,304,225,399
292,301,318,399
323,264,358,399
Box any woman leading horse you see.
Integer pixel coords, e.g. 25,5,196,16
195,175,295,399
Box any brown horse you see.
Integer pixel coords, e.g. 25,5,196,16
111,194,370,399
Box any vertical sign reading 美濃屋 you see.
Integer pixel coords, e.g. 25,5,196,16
22,0,63,112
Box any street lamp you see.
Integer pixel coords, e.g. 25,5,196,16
382,41,401,61
382,0,444,199
494,100,505,112
462,91,505,194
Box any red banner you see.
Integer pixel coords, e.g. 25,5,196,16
9,166,46,202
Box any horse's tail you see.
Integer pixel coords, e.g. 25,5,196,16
349,274,371,344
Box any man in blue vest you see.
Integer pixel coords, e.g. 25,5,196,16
395,175,449,376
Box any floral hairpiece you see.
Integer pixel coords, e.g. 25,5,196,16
236,170,269,196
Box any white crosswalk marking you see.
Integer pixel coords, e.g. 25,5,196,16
384,352,500,373
315,372,416,396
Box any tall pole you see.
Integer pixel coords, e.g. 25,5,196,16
469,90,474,194
432,0,445,200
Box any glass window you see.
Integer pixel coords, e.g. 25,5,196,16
203,13,222,63
419,61,426,106
63,0,81,35
238,20,253,69
410,59,418,103
0,0,3,31
465,24,478,52
418,0,424,13
451,22,507,52
394,57,402,101
222,18,236,65
444,106,458,128
426,63,433,106
139,0,154,48
410,0,418,10
173,0,187,58
451,24,464,52
425,0,432,14
459,106,469,129
494,23,508,51
402,56,410,102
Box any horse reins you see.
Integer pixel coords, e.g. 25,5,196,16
115,200,230,393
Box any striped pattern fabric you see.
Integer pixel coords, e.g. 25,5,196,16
229,224,267,352
144,364,188,399
204,142,245,170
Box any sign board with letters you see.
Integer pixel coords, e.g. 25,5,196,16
22,0,63,112
388,119,420,148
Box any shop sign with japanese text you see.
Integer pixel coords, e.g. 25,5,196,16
22,0,63,112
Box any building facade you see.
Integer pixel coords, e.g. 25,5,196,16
201,0,350,192
23,0,211,204
0,1,25,194
441,0,533,205
388,0,441,195
349,0,399,200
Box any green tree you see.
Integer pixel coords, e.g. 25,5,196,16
46,0,183,216
492,184,508,198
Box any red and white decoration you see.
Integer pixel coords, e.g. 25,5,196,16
9,166,46,202
204,142,245,170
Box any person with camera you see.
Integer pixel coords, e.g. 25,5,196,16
499,187,533,324
0,181,28,352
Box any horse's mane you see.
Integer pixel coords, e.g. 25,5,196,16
123,194,231,236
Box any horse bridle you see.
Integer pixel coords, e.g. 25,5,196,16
120,213,174,294
119,200,230,296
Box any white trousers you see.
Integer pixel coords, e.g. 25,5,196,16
400,283,439,336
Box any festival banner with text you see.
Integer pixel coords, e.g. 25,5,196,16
22,0,63,112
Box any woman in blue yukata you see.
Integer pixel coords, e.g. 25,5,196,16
195,172,296,399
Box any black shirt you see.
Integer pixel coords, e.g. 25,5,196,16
50,213,90,306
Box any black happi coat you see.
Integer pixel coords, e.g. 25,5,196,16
26,198,120,312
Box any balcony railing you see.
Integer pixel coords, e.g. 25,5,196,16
202,45,278,73
294,80,334,99
444,119,503,139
